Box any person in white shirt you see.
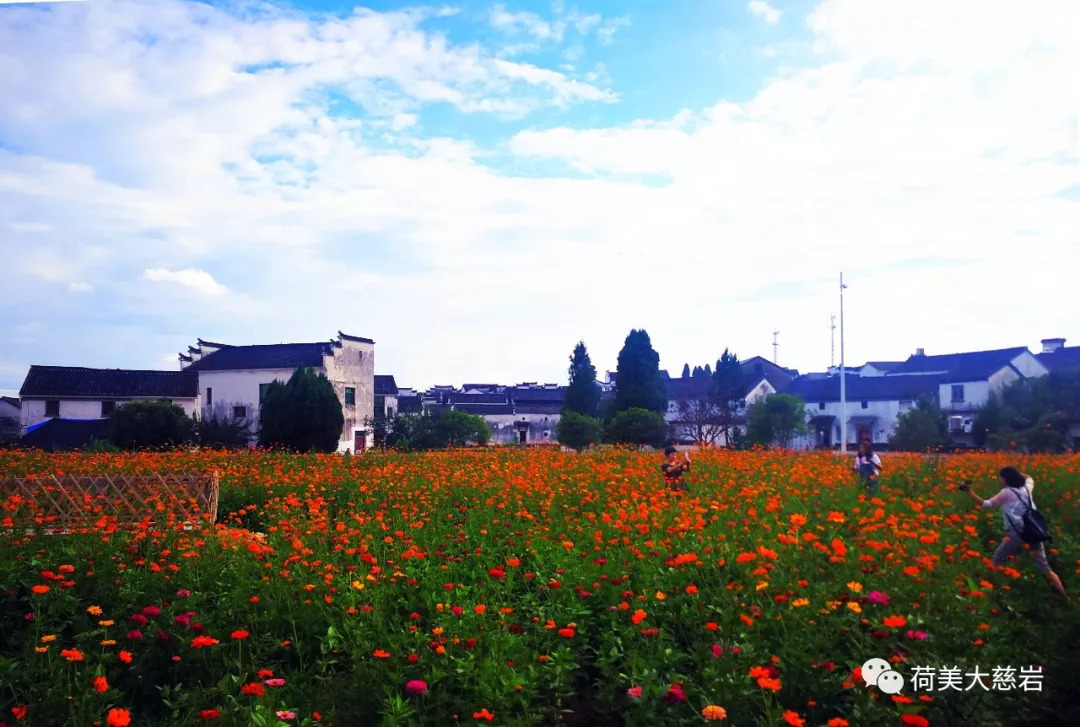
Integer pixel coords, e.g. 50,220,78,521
961,466,1067,602
853,441,882,493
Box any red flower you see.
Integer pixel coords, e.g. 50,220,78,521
783,710,805,727
558,628,575,638
11,704,28,720
201,709,221,720
106,708,131,727
373,649,391,659
191,635,219,649
241,682,265,697
663,684,686,704
488,567,505,580
119,650,133,664
627,686,642,698
92,675,109,694
473,708,495,722
901,717,929,727
405,679,428,695
231,630,250,641
142,606,161,618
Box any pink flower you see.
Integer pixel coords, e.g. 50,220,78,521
176,589,191,598
130,614,148,626
265,678,286,688
174,613,191,627
711,643,724,658
663,684,686,704
866,591,890,606
405,680,428,695
125,630,143,641
275,711,296,721
905,630,928,640
627,686,642,699
142,606,161,618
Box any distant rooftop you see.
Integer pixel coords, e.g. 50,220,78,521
20,366,198,399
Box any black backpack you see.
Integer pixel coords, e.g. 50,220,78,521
1015,490,1052,544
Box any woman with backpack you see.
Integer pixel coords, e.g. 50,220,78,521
960,466,1067,602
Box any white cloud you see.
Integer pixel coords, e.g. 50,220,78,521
747,0,782,24
68,281,93,292
143,268,228,296
0,0,1076,389
490,5,561,41
7,221,54,232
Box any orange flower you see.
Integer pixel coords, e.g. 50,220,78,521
702,705,727,721
783,710,805,727
473,708,495,722
374,649,391,659
119,650,133,664
241,682,265,697
93,675,109,693
631,609,647,625
827,720,849,727
191,635,220,649
87,605,103,616
106,708,131,727
558,628,575,638
474,604,487,615
31,585,50,595
60,648,84,662
231,630,250,640
883,615,908,629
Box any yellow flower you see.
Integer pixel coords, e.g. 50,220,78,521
846,581,862,593
350,581,365,591
655,591,667,601
792,598,810,608
847,601,862,614
87,605,103,616
756,581,769,592
826,600,841,611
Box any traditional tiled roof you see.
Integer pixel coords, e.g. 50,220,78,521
397,395,423,413
509,387,565,402
454,403,515,415
184,342,333,372
338,331,376,344
19,366,198,399
888,347,1030,381
784,373,943,402
1037,346,1080,373
514,401,562,415
450,392,509,405
374,375,398,396
862,361,903,372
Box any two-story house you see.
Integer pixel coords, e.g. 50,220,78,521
180,331,375,452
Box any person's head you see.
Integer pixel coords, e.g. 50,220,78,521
664,446,678,460
999,466,1026,489
858,441,872,455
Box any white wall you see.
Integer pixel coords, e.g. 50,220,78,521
1011,351,1050,379
198,368,296,430
21,397,198,430
795,398,909,449
326,339,376,451
939,380,992,412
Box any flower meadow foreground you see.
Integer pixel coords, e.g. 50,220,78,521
2,448,1079,727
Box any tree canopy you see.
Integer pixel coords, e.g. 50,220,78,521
746,394,808,448
259,367,345,453
563,341,600,417
613,329,666,415
889,396,948,452
106,400,193,450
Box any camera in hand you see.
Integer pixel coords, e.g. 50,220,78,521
958,479,971,492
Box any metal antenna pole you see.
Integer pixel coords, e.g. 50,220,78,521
839,273,848,454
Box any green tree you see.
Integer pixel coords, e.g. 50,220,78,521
613,329,667,415
106,400,194,450
434,410,491,447
606,407,668,447
746,394,808,448
563,342,601,417
974,372,1080,453
889,396,948,451
259,367,345,452
681,363,691,379
194,413,251,449
556,411,602,451
712,349,747,447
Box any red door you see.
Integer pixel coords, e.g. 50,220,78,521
354,432,367,453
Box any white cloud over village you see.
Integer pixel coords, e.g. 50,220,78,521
0,0,1076,389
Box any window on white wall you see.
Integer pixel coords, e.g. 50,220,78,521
234,405,246,419
951,385,965,403
45,400,59,417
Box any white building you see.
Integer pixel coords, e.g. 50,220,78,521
18,366,199,431
180,332,375,452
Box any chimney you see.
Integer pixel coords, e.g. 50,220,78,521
915,348,925,357
1041,338,1066,354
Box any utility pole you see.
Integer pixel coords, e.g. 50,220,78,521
830,314,836,369
772,330,780,364
839,273,848,454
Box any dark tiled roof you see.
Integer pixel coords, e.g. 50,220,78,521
398,395,423,413
514,401,561,415
196,339,230,348
455,403,515,415
338,331,375,344
1,396,19,408
184,342,332,372
863,361,903,371
666,377,711,400
18,418,110,451
374,375,398,396
20,366,198,398
509,387,565,402
462,384,501,391
889,347,1029,381
1037,346,1080,373
451,392,509,405
783,373,943,402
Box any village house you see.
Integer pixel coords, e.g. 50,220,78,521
18,366,199,432
180,332,376,452
1,395,23,443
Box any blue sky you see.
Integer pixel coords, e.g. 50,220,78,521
0,0,1077,393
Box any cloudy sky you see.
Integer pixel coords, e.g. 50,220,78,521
1,0,1076,393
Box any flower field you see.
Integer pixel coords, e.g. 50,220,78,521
2,448,1079,727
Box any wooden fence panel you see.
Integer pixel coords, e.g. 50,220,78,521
1,472,219,531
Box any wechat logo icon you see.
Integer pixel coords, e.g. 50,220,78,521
862,657,906,695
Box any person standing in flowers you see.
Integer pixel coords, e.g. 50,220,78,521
960,466,1067,602
853,441,882,493
662,446,691,492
